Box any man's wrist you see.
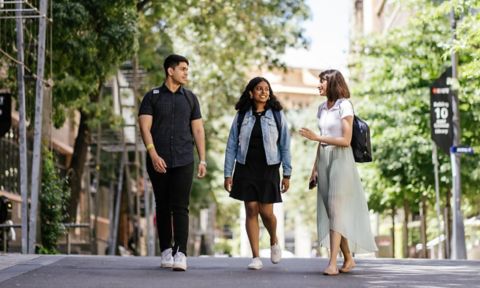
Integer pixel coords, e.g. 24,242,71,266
199,160,207,167
148,150,157,158
146,143,155,151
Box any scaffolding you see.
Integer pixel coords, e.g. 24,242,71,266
0,0,53,254
2,1,155,256
0,1,46,19
86,60,156,256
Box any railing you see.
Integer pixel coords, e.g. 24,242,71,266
0,223,90,254
0,223,21,253
62,223,90,255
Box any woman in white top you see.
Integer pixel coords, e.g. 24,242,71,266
299,69,377,275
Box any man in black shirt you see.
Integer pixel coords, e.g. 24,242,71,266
139,54,207,271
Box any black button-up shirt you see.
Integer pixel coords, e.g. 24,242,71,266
139,84,202,168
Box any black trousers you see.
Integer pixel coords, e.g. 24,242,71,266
146,159,194,255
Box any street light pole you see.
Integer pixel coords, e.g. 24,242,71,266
449,6,467,260
28,0,49,253
15,0,29,254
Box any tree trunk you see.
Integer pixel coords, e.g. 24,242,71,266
420,196,428,258
67,110,90,222
445,189,452,258
402,199,410,258
391,206,396,258
119,177,130,253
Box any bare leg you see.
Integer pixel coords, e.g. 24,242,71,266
258,203,278,245
324,230,341,275
339,236,356,272
245,201,260,257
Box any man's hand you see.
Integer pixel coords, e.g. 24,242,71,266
224,177,232,192
197,162,207,178
151,154,167,173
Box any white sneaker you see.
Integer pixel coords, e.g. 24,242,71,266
161,248,173,268
172,252,187,271
271,244,282,264
247,257,263,270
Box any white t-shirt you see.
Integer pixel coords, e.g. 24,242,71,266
317,99,354,140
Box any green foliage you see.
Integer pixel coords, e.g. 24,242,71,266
50,0,138,128
50,1,139,220
39,147,70,254
283,105,323,232
350,0,480,217
3,0,312,251
137,0,309,119
213,238,233,256
136,1,310,220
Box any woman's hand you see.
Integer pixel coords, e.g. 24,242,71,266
299,128,320,142
281,178,290,193
309,170,317,190
310,169,317,183
224,177,233,192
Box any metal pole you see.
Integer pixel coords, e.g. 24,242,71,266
133,55,141,254
444,206,450,258
2,228,6,253
142,151,154,256
107,182,115,254
92,123,102,255
108,151,125,255
85,149,92,252
449,7,466,259
432,143,444,259
107,75,128,255
90,88,104,255
28,0,48,254
15,0,29,255
66,230,71,255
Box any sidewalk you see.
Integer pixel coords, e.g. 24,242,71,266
1,255,479,288
0,254,39,270
0,253,64,284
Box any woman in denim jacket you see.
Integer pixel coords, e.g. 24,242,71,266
224,77,292,270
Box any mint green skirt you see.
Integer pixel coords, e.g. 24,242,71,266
316,145,377,253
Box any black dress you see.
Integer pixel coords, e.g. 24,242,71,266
230,110,282,203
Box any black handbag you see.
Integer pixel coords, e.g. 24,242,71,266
351,115,372,163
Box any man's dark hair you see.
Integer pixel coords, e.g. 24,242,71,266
163,54,189,75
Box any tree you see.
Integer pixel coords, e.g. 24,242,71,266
51,0,138,220
4,0,312,251
135,1,310,219
349,0,480,257
39,148,69,254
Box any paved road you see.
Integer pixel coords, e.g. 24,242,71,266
0,254,479,288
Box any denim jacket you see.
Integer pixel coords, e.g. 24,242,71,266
224,108,292,178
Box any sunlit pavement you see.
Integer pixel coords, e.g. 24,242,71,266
0,254,479,288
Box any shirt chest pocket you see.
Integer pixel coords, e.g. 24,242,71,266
238,117,251,143
265,118,279,140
